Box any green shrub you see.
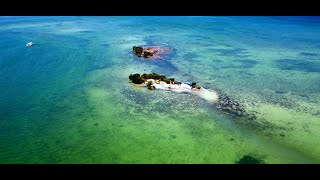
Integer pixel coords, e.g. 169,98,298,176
164,79,171,84
129,73,186,86
129,73,145,84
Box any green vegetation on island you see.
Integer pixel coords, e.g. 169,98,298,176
191,82,201,89
128,73,145,84
132,46,171,59
129,73,182,85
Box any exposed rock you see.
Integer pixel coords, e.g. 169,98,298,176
143,51,154,58
133,46,143,57
147,81,156,90
147,85,155,90
132,46,170,59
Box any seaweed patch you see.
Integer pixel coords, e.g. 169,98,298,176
236,59,258,69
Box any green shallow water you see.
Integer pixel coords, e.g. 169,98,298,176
0,16,319,163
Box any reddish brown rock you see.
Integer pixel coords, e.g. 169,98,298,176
133,46,171,59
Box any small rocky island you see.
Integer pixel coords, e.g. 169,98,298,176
133,46,171,59
129,73,254,119
129,73,201,90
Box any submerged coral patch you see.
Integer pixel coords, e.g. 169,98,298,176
100,44,110,47
183,52,201,60
143,35,162,46
133,46,171,60
209,48,249,57
215,94,251,118
187,34,210,40
275,59,320,72
236,59,258,69
147,59,178,72
79,30,95,33
122,88,153,106
217,59,258,69
300,52,318,56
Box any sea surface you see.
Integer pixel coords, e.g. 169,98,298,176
0,16,320,163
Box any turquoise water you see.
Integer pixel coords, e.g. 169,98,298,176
0,16,320,163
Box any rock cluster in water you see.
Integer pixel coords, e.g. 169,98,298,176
133,46,144,57
133,46,170,59
215,94,256,119
216,94,256,119
216,94,245,116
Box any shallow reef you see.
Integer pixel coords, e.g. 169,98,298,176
275,59,320,72
215,94,252,119
132,46,171,59
128,73,257,120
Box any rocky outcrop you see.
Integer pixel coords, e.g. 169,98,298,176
133,46,144,57
132,46,170,59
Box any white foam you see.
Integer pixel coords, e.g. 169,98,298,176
192,88,219,103
148,80,219,103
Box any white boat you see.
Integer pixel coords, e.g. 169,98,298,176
26,42,34,47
